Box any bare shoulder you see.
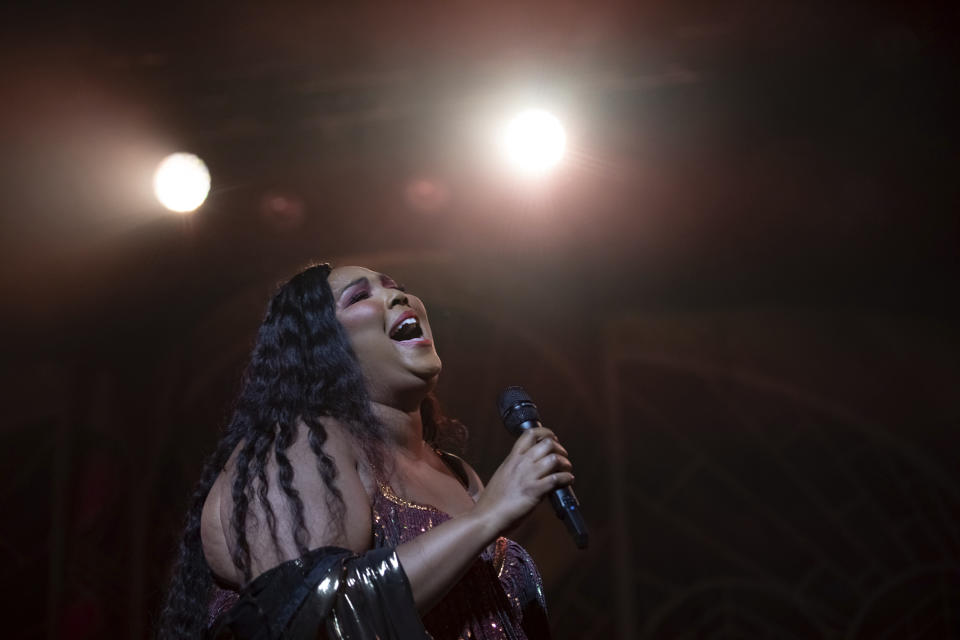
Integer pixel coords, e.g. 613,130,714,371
200,419,373,585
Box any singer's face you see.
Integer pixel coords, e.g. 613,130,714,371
329,266,442,405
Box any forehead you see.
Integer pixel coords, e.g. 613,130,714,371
327,265,380,294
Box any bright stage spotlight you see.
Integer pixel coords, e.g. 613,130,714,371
500,109,566,175
153,152,210,213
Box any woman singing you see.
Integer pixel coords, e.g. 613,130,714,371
157,264,573,639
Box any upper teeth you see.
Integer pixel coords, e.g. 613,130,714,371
395,317,418,333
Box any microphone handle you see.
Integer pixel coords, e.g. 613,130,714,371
518,418,589,549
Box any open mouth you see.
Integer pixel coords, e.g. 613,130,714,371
389,315,425,341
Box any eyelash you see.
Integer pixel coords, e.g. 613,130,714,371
346,284,406,306
349,290,370,304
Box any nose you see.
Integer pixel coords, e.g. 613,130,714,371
388,291,409,308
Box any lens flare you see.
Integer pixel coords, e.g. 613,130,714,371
153,152,210,213
500,109,566,175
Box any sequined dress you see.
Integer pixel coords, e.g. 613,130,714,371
372,481,550,639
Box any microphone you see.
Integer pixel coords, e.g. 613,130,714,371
497,386,588,549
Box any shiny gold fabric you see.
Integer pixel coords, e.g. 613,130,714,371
207,546,430,640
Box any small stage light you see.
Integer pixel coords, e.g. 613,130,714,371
500,109,566,175
405,178,449,214
154,152,210,213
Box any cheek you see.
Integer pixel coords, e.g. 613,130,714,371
337,304,384,344
337,302,383,333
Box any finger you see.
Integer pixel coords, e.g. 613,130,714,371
535,472,575,494
511,428,540,456
514,427,557,455
535,453,573,477
526,436,568,461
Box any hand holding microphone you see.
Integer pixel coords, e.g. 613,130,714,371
474,387,588,549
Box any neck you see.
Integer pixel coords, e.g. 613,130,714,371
371,401,428,460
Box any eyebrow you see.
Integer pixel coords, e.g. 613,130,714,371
335,273,401,302
336,276,369,301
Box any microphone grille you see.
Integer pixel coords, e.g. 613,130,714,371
497,386,540,434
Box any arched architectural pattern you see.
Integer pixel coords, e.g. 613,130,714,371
605,311,960,638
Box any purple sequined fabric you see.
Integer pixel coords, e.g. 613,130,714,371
372,482,548,640
206,483,549,639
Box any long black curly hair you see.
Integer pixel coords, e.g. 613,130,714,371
156,263,466,639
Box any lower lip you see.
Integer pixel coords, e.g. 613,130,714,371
394,337,432,347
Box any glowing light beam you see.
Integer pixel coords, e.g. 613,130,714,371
153,152,210,213
500,109,566,175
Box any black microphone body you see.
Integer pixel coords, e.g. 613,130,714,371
498,386,589,549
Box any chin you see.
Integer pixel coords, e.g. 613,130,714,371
404,350,442,383
414,361,442,389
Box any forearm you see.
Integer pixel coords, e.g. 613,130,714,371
395,506,500,613
394,426,572,614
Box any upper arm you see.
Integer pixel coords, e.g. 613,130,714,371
207,420,373,583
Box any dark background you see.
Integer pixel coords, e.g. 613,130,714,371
1,1,958,638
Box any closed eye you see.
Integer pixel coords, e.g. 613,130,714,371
347,289,370,305
340,275,406,307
